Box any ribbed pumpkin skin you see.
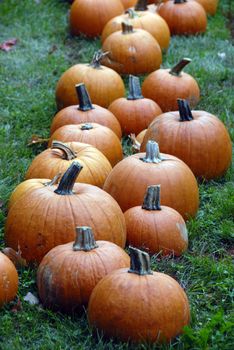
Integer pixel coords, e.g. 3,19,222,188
195,0,219,15
140,111,232,179
103,153,199,219
0,252,18,308
101,12,170,50
49,123,123,167
50,104,122,139
5,184,126,263
121,0,137,8
70,0,124,37
88,268,190,343
37,241,130,312
56,64,125,110
101,29,162,75
25,142,112,188
124,205,188,255
142,68,200,112
158,0,207,35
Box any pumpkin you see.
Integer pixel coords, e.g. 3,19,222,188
70,0,124,37
125,185,188,255
142,58,200,111
37,226,130,312
88,247,190,343
25,141,112,188
101,1,170,50
0,252,18,308
121,0,137,8
56,50,125,109
141,99,233,180
136,129,147,144
157,0,207,35
103,140,199,219
195,0,219,15
108,75,162,135
101,22,162,75
49,123,123,167
5,162,126,263
51,84,122,139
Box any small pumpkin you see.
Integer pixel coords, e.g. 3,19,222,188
101,22,162,75
195,0,219,15
141,99,232,179
108,75,162,135
88,247,190,343
49,123,123,167
56,50,125,109
142,58,200,111
37,226,130,312
0,252,18,308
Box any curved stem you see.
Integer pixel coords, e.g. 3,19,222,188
126,8,138,19
51,141,77,160
140,140,162,163
127,75,143,100
75,83,94,111
44,173,62,187
142,185,161,210
169,58,191,76
177,99,194,121
90,50,109,69
80,123,93,130
54,162,83,195
134,0,148,11
128,247,153,275
73,227,98,251
122,21,134,34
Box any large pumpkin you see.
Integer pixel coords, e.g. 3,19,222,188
5,162,126,263
37,226,130,312
104,140,199,219
88,247,190,343
142,58,200,112
0,252,18,308
141,99,232,179
56,51,125,109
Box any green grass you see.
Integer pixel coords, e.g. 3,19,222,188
0,0,234,349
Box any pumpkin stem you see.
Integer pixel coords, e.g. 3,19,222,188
127,75,143,100
51,141,77,160
73,226,98,251
122,21,134,34
174,0,187,4
44,173,62,187
169,58,191,76
90,50,109,69
80,123,93,130
126,9,139,19
178,99,194,121
142,185,161,210
140,140,162,163
54,162,83,195
134,0,148,11
75,83,94,111
128,247,153,275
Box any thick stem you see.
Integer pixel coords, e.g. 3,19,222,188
127,75,143,100
126,9,138,19
44,173,62,187
140,140,162,163
51,141,77,160
134,0,148,11
90,50,109,69
80,123,93,131
128,247,153,275
54,162,83,195
73,227,98,251
142,185,161,210
174,0,187,4
169,58,191,76
122,22,134,34
177,99,194,121
75,84,94,111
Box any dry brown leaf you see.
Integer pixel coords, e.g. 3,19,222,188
129,133,141,152
27,134,49,146
0,38,18,52
2,245,27,269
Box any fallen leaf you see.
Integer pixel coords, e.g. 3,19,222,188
2,245,27,269
0,38,18,52
129,133,141,152
11,297,22,313
27,134,49,146
23,292,39,305
48,44,57,55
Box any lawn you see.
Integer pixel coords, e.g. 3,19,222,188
0,0,233,349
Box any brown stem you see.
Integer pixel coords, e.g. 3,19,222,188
51,141,77,160
128,247,153,275
122,21,134,34
54,162,83,195
80,123,93,130
134,0,148,11
142,185,161,210
140,140,162,163
169,58,191,76
44,173,62,187
73,227,98,251
174,0,187,4
90,50,109,69
127,75,143,100
177,99,194,121
75,83,94,111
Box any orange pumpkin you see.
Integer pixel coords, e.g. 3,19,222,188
70,0,124,37
0,252,18,308
37,226,130,312
56,51,125,109
108,75,162,135
141,99,233,179
121,0,137,8
142,58,200,111
136,129,147,144
101,22,162,75
51,84,122,139
195,0,219,15
49,123,123,167
25,141,112,188
88,247,190,343
5,162,126,263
